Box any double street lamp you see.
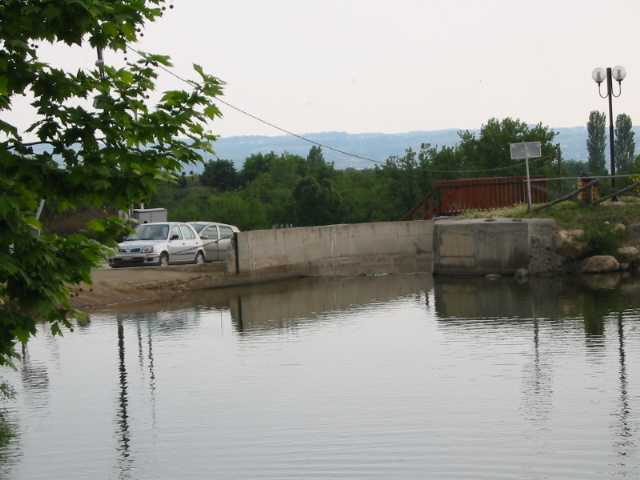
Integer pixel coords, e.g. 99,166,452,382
592,65,627,192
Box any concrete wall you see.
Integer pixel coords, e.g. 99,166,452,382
433,218,560,275
232,220,433,276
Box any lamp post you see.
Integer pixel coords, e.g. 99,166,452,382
592,66,626,195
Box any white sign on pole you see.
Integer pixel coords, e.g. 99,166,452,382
509,141,542,160
509,141,542,211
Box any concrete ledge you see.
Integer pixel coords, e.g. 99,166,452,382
433,218,559,276
231,253,433,277
234,220,434,276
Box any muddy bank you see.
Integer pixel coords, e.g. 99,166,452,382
71,263,302,310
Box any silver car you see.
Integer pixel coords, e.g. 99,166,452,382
109,222,205,268
189,222,240,262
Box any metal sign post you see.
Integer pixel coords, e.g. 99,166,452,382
35,199,45,220
524,148,533,211
509,142,542,211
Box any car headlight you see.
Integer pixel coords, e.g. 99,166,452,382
142,246,154,253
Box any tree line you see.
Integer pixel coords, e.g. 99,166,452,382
151,117,570,230
587,111,637,175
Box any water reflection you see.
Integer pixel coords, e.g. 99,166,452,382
19,344,48,394
0,411,17,480
227,275,433,333
115,319,132,479
435,276,640,477
520,315,553,424
434,276,631,328
615,313,633,469
2,274,640,479
146,319,157,430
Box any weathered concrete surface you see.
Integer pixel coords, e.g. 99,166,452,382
433,218,562,276
232,220,433,276
528,219,565,274
434,219,528,275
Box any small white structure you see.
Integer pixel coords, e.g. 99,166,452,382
131,208,168,224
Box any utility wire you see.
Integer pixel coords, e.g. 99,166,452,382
125,45,552,175
126,46,383,165
529,173,640,183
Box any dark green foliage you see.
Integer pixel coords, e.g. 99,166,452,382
615,114,635,173
1,1,223,366
153,118,562,230
200,159,238,191
293,176,344,226
84,217,133,246
562,160,590,177
241,152,277,185
580,222,624,256
177,172,188,188
305,146,335,180
381,148,422,215
587,111,607,175
456,118,560,176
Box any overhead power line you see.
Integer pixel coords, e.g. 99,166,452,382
125,46,553,175
126,46,383,165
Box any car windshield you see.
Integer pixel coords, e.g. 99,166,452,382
128,224,169,241
190,223,207,233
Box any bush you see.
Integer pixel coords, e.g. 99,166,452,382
580,223,624,256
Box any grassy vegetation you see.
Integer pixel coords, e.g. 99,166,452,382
462,196,640,229
580,222,625,256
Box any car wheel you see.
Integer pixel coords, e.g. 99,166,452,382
195,251,205,265
159,252,169,267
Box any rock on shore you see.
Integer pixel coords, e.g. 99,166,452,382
556,229,587,259
617,246,640,262
580,255,620,274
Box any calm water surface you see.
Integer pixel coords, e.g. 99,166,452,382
1,274,640,479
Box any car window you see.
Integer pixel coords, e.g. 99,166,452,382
201,226,219,240
169,226,183,240
131,224,169,241
180,225,196,240
219,226,234,239
190,223,207,233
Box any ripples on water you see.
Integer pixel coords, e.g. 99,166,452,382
1,275,640,479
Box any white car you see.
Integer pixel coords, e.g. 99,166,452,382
109,222,205,268
189,221,240,262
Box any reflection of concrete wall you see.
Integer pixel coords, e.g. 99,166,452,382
434,278,570,319
434,276,631,322
230,274,433,331
233,220,433,276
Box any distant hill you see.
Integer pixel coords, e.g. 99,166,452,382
32,126,640,172
208,130,463,170
202,127,640,172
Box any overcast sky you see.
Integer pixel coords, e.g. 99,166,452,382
12,0,640,137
